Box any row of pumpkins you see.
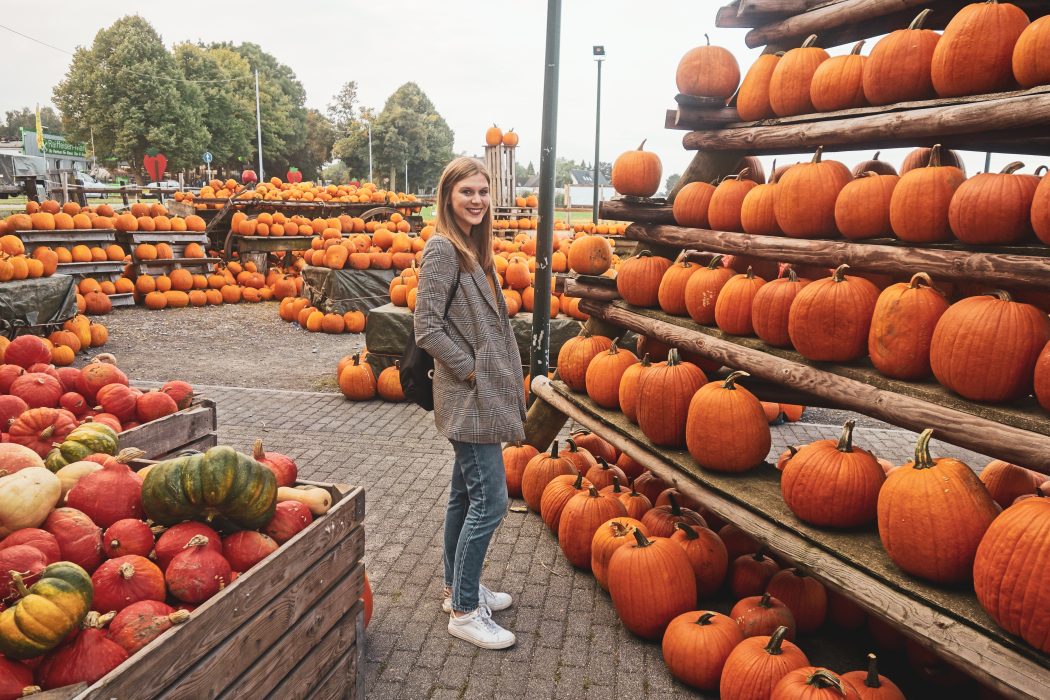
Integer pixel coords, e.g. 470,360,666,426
547,326,1050,653
0,317,110,371
677,4,1050,116
0,434,330,694
177,178,420,208
591,248,1050,408
503,431,1010,695
0,201,208,235
231,210,414,238
128,260,304,311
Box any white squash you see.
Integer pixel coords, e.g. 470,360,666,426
0,467,62,537
55,460,104,502
276,486,332,515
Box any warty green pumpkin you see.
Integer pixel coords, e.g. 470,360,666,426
0,562,93,659
141,445,277,532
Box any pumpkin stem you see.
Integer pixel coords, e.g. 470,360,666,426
872,151,881,160
184,534,210,548
119,562,136,580
909,8,932,29
252,438,266,461
573,471,586,489
550,440,560,458
10,571,31,598
765,626,790,655
744,266,755,280
836,419,856,453
675,522,699,540
566,437,579,452
351,353,360,367
758,592,773,608
987,289,1013,302
1036,166,1048,176
722,370,750,390
630,481,643,498
639,353,651,368
864,653,883,688
784,268,798,282
801,34,819,48
806,669,848,693
608,474,623,493
1000,161,1025,175
831,264,849,282
811,146,824,164
753,546,768,562
707,254,724,270
849,40,865,55
913,428,936,470
636,139,647,152
668,491,682,515
927,145,942,168
695,612,716,625
170,609,192,624
908,272,933,289
588,485,600,497
636,249,653,259
631,528,653,548
608,337,621,354
704,33,710,46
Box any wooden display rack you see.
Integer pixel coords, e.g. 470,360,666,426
11,228,134,308
121,231,221,278
524,2,1050,698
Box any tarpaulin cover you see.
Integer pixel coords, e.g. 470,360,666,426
0,275,77,337
301,265,396,315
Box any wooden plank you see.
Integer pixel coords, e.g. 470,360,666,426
530,376,1050,700
627,223,1050,289
307,637,360,700
600,199,676,225
119,232,209,244
76,486,366,699
33,685,87,700
159,545,364,699
235,235,316,253
264,604,364,700
571,297,1050,474
683,91,1050,154
117,400,217,459
739,0,816,13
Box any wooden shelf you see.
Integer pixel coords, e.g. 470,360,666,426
530,375,1049,700
230,235,315,253
564,287,1050,475
106,292,135,308
620,220,1050,289
679,86,1050,157
131,258,221,276
117,232,209,245
55,261,126,278
14,229,118,247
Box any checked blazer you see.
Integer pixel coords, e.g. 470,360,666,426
414,235,527,444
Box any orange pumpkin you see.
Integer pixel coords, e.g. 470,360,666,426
611,140,662,198
931,0,1030,97
676,34,740,98
810,40,868,112
768,35,829,117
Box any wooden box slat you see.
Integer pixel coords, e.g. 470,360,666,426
72,485,365,699
117,399,217,459
264,603,364,700
307,638,360,700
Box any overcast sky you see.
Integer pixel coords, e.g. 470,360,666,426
1,1,1033,181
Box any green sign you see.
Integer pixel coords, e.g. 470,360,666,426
42,137,86,157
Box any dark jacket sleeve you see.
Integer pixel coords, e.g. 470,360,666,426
414,238,475,382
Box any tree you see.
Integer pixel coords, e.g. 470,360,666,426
173,43,255,172
664,173,681,194
327,81,359,133
53,15,209,179
322,159,350,185
284,109,337,180
330,105,374,181
1,106,62,140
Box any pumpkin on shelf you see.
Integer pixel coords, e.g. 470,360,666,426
616,250,671,307
835,172,899,240
788,265,880,362
851,152,898,178
949,161,1040,245
877,429,1000,584
607,529,697,640
636,349,707,448
611,140,662,198
774,147,852,239
841,654,906,700
714,268,766,336
769,35,830,117
867,272,949,381
719,627,810,700
617,353,652,424
557,330,612,393
890,144,966,243
980,460,1044,508
684,254,736,325
863,9,940,105
685,371,770,473
662,611,744,691
1013,15,1050,89
740,178,783,236
1034,166,1050,246
752,269,811,348
676,34,740,99
810,40,868,112
930,290,1050,402
670,181,716,229
931,0,1030,98
566,234,612,275
781,420,885,528
708,170,758,233
737,52,782,122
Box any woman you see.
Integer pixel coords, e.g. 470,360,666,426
414,157,527,650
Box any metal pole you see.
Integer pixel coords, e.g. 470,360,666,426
367,122,373,183
984,151,992,174
255,69,265,181
592,58,602,225
530,0,561,399
405,160,408,193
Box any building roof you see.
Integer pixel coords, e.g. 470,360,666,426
569,169,610,186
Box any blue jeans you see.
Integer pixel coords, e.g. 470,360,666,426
444,440,508,613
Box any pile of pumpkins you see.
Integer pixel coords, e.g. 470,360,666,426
507,432,939,694
0,318,109,370
128,259,303,311
677,3,1050,116
0,431,331,694
176,177,420,209
299,216,422,272
587,246,1050,411
336,353,404,403
278,297,366,335
0,200,207,237
550,324,1050,654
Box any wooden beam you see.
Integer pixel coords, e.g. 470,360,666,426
745,0,928,47
739,0,820,13
530,376,1050,700
627,223,1050,289
683,91,1050,154
572,298,1050,474
600,199,676,225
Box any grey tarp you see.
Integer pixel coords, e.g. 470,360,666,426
0,274,77,337
301,265,397,315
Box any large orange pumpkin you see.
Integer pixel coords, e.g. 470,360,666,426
931,0,1030,97
774,147,851,239
556,330,612,392
834,172,898,240
611,140,662,198
675,34,740,98
737,52,782,122
671,181,716,228
877,429,1000,584
714,268,766,336
768,35,829,117
520,442,576,513
889,145,966,243
657,257,701,316
751,269,810,348
616,250,671,308
584,339,638,410
867,272,949,380
617,354,651,425
636,349,706,448
948,161,1039,245
720,627,810,700
684,255,735,325
662,611,743,691
787,265,880,362
863,9,941,105
739,182,782,236
809,40,868,112
685,371,770,473
1014,15,1050,88
708,171,757,233
770,667,861,700
607,529,697,640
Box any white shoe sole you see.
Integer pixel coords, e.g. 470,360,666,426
447,623,516,650
442,597,512,614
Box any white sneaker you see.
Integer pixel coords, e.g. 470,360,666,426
442,583,513,614
447,605,516,649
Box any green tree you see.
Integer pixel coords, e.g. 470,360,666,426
322,159,350,185
1,106,62,140
53,15,209,179
664,173,681,194
284,109,337,180
331,106,375,181
327,81,359,133
173,43,255,172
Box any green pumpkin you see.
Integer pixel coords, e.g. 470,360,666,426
141,445,277,532
53,423,119,467
0,562,93,659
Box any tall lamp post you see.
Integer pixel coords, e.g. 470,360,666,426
592,45,605,225
365,120,373,183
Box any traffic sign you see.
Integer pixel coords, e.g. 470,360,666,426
202,151,213,164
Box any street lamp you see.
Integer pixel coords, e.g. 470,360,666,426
364,119,373,184
592,45,605,225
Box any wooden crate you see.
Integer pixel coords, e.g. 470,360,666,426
117,399,218,459
37,481,367,700
484,145,516,208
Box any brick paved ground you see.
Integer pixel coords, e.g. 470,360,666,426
146,379,992,700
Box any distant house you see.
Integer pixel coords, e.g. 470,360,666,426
517,169,615,207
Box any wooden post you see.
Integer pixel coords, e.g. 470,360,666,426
523,383,568,452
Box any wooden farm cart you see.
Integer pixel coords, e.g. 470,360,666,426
34,481,367,700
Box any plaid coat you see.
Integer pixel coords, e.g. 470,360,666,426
414,235,527,444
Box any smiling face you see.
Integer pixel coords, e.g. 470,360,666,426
449,173,490,234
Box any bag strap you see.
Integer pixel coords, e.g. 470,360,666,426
442,273,460,320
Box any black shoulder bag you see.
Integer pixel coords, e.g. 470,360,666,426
400,273,460,411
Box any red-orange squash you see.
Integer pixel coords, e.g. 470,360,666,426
788,265,880,362
867,272,949,380
685,371,770,473
931,0,1030,98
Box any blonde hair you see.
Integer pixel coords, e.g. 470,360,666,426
435,157,494,273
